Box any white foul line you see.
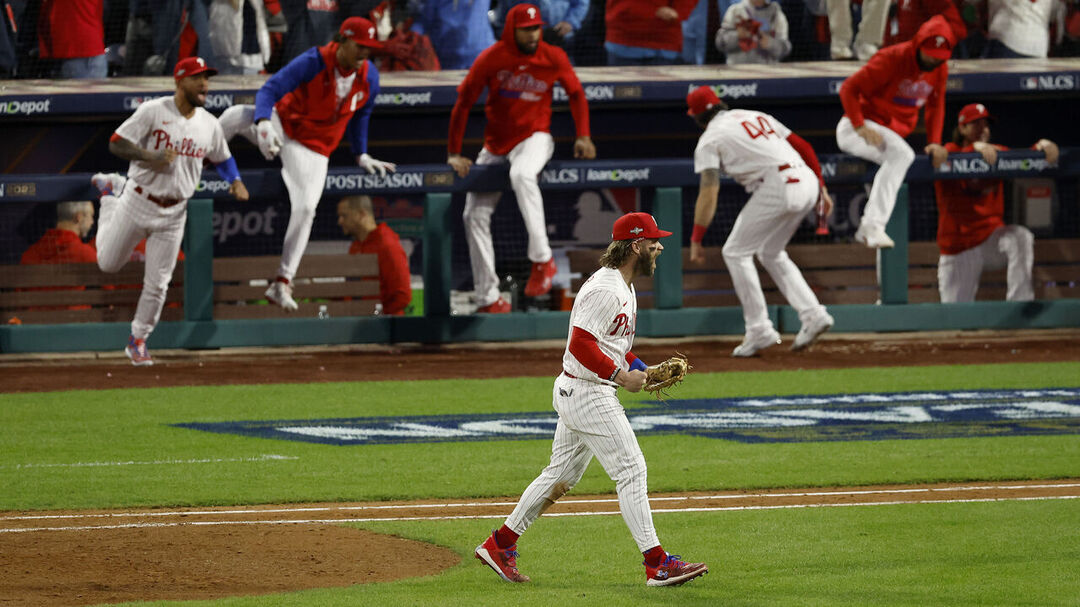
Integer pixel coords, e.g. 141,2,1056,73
2,454,298,470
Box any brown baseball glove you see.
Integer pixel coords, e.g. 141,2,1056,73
644,353,691,400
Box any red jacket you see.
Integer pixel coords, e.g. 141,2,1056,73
605,0,697,52
349,223,411,316
38,0,104,59
884,0,967,48
21,229,97,264
839,16,954,143
448,3,589,156
933,142,1007,255
276,43,372,156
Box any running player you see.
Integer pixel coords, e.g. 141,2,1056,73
836,15,955,249
97,57,249,366
474,212,708,587
447,3,595,313
933,103,1058,303
686,86,835,357
219,17,394,311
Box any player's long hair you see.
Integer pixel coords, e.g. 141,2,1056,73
599,239,637,269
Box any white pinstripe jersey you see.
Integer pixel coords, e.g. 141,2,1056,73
693,109,802,192
114,97,232,200
563,266,636,385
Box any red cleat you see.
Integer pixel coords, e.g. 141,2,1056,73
523,258,557,297
645,553,708,587
476,297,511,314
475,533,530,583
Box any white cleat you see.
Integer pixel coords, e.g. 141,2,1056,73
265,279,299,312
732,328,782,358
792,313,835,351
91,172,127,196
854,223,895,249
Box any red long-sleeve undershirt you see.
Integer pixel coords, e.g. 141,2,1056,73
568,327,641,380
786,132,823,187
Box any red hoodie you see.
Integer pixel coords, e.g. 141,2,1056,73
839,15,955,143
447,4,590,156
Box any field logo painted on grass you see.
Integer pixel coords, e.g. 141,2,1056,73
175,388,1080,445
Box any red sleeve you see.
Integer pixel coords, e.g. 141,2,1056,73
558,55,590,138
786,132,823,186
625,352,640,367
569,326,617,379
923,68,948,145
377,233,412,316
447,58,489,155
674,0,697,20
839,52,894,128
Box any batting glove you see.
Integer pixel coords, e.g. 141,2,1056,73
256,119,282,161
358,153,396,177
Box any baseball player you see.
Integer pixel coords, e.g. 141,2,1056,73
475,212,708,587
836,15,955,249
219,17,394,312
97,56,249,366
447,3,595,313
933,103,1058,303
686,86,835,357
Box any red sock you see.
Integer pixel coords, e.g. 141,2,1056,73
643,546,666,567
494,525,520,549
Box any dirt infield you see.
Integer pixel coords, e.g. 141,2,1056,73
2,328,1079,605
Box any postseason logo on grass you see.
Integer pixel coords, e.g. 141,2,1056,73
175,388,1080,446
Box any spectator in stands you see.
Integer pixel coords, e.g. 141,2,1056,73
883,0,966,52
494,0,590,53
37,0,108,78
933,103,1058,303
836,15,954,249
716,0,792,64
983,0,1055,58
21,202,97,265
681,0,709,64
604,0,696,65
336,195,412,315
280,0,341,66
206,0,272,74
826,0,888,60
129,0,212,75
409,0,495,69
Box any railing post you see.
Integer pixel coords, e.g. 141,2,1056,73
183,198,214,321
653,187,683,309
879,183,909,304
423,192,452,317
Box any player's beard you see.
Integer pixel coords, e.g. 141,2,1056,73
185,88,206,108
635,249,657,278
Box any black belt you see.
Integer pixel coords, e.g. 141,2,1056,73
133,185,182,208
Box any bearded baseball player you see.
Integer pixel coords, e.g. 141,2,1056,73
836,15,955,249
219,17,394,312
933,103,1058,303
475,212,708,587
686,86,835,357
97,57,249,366
447,3,596,314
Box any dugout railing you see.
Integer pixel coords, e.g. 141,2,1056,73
1,149,1078,353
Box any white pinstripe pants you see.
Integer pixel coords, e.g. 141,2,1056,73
463,132,555,307
938,225,1034,302
220,104,329,281
836,116,916,229
96,186,187,340
504,373,660,552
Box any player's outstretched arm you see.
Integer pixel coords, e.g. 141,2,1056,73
447,154,473,178
573,136,596,159
690,168,720,264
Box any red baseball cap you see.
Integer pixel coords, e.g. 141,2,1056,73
920,34,953,60
511,4,546,28
958,103,995,126
173,56,217,80
612,213,673,241
339,16,382,48
686,85,721,117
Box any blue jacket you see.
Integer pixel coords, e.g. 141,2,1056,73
409,0,495,70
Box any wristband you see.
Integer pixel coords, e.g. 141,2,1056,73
629,357,647,372
691,224,708,244
608,367,620,382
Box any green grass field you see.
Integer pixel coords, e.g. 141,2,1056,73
3,361,1080,605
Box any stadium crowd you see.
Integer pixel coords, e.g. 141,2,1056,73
3,0,1080,78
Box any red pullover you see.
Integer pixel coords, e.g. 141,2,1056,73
447,3,590,156
839,15,955,144
604,0,697,53
933,141,1008,255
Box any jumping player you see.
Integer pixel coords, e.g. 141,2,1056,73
98,57,249,366
836,15,955,249
447,3,595,313
220,17,395,312
686,86,835,357
933,103,1058,303
474,212,708,587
